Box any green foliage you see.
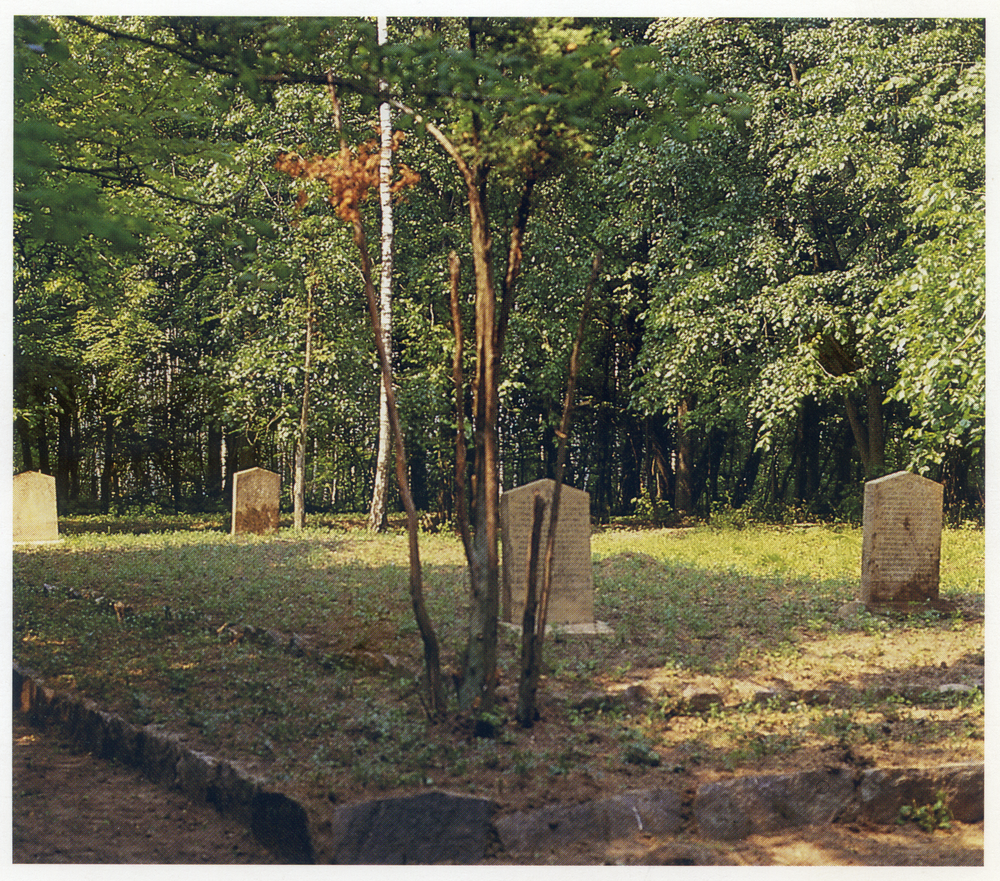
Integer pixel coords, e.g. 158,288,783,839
628,18,983,506
12,15,983,528
898,791,953,833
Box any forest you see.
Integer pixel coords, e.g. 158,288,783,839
13,16,986,525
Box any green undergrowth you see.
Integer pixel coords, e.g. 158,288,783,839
13,521,984,806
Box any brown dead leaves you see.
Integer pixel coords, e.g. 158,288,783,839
275,131,419,223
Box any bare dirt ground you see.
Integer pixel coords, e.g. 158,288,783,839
13,714,278,864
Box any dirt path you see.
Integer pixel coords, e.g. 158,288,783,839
13,715,278,864
490,820,985,865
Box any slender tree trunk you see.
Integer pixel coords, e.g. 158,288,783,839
516,253,601,727
867,381,885,475
844,391,869,473
458,173,502,716
352,213,446,718
675,396,695,515
732,422,763,510
101,414,114,515
449,251,474,565
15,414,33,472
294,285,315,530
70,391,80,500
36,388,50,475
54,388,72,504
206,423,222,502
368,14,394,532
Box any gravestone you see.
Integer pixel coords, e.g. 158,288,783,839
501,478,601,629
231,468,280,535
861,470,944,610
13,471,59,543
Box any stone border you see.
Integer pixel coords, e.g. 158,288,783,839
14,662,313,863
13,662,985,863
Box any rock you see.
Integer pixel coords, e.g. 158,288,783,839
138,727,185,786
856,763,984,825
328,790,498,864
693,768,854,839
753,689,784,707
570,684,649,715
623,683,651,711
495,789,683,854
176,749,219,802
209,759,260,826
680,686,723,714
251,789,315,863
947,764,986,823
938,683,979,696
263,629,287,649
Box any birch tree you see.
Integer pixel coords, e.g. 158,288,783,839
367,14,394,531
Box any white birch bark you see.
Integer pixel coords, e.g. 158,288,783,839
368,14,394,531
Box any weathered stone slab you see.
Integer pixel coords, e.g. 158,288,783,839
861,471,943,609
500,478,594,626
495,789,684,854
250,789,315,863
13,471,59,543
856,763,984,824
231,467,280,535
328,790,498,864
693,768,855,839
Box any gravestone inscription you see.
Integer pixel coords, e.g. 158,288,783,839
13,471,59,543
500,478,594,627
861,470,944,610
231,468,280,535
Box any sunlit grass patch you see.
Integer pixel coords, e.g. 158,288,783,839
13,520,984,810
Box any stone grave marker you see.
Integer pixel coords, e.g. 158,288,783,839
231,467,280,535
861,470,945,610
501,478,606,632
13,471,59,543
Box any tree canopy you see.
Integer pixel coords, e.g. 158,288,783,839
14,15,984,524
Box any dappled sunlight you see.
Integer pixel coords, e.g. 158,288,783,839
14,521,983,865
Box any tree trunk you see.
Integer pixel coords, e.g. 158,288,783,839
867,381,885,475
206,423,223,502
70,395,81,500
101,414,114,515
674,396,695,515
794,395,821,503
36,389,50,475
54,388,73,504
732,422,763,510
516,253,600,727
845,381,885,478
458,172,502,715
367,15,394,533
352,211,446,718
15,413,33,472
294,285,315,530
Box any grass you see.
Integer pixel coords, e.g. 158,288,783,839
13,517,985,812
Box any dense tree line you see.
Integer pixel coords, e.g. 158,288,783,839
14,17,984,523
